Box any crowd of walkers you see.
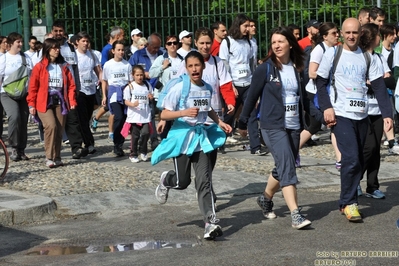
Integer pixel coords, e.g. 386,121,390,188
0,5,398,240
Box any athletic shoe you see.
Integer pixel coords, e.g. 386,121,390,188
140,153,148,162
88,145,96,154
151,138,159,151
155,171,170,204
225,136,238,143
203,223,223,240
291,208,312,229
114,148,125,157
251,146,269,156
365,190,385,199
46,159,56,168
357,185,363,196
335,161,341,171
311,134,320,141
305,139,317,146
9,149,21,162
218,145,226,154
342,203,362,222
17,151,29,160
63,139,70,144
257,195,277,219
55,160,64,167
90,117,98,133
129,156,140,163
383,140,389,146
108,133,114,144
295,154,301,168
388,144,399,155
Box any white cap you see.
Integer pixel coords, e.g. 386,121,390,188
179,30,193,41
131,28,142,36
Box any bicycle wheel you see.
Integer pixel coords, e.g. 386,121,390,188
0,139,9,181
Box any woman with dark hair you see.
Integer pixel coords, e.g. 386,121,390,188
357,23,389,199
299,22,341,168
0,32,33,161
239,27,322,229
27,38,77,167
153,51,231,240
0,36,7,55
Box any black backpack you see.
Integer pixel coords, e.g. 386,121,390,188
302,43,325,88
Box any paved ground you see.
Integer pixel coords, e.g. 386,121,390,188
0,121,399,265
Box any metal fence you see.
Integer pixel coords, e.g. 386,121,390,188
22,0,399,57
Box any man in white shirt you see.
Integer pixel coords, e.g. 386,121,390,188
24,36,37,58
177,30,195,58
316,18,393,222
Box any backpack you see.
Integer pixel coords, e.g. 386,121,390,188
302,43,326,87
156,74,212,111
2,52,29,100
224,36,251,55
124,80,150,114
313,45,371,109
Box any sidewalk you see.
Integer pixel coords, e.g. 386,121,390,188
1,131,398,226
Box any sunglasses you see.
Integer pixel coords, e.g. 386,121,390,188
166,41,179,46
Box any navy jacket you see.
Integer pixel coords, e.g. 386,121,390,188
239,59,323,130
128,48,163,89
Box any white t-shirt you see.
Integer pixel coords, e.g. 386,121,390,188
103,59,133,103
250,37,258,68
177,55,232,120
77,50,100,95
0,52,33,93
24,50,35,59
280,62,300,130
305,43,333,93
161,81,212,154
130,45,138,55
317,47,381,120
31,50,42,66
123,81,152,123
47,63,63,92
92,50,102,64
219,36,253,86
368,53,387,116
177,48,196,59
381,46,392,67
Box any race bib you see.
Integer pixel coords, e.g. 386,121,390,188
187,90,211,112
81,72,93,86
63,52,76,65
132,92,149,109
284,96,299,118
345,91,367,113
368,93,378,105
233,64,250,78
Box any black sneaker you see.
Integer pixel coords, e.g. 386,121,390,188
72,147,88,159
257,195,277,219
204,223,223,240
305,139,317,146
251,146,269,156
218,145,226,154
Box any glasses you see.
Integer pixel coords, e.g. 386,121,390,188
166,41,179,46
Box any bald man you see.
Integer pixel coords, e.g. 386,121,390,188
316,18,393,223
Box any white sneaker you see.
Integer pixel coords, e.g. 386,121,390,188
383,140,389,146
226,136,238,143
129,156,140,163
311,134,320,141
140,153,148,162
388,144,399,155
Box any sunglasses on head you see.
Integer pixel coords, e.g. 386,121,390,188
166,41,179,46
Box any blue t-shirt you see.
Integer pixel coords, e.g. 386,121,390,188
101,44,112,67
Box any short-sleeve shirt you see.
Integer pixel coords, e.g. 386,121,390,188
103,59,133,103
0,53,33,93
123,81,152,123
77,50,100,95
317,47,381,120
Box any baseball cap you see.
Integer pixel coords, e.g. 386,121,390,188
131,29,142,36
307,19,322,28
179,30,193,41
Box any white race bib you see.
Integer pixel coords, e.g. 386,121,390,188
132,91,149,110
345,91,368,113
368,93,378,105
49,77,62,88
63,52,76,65
187,90,211,112
233,64,250,78
81,72,93,86
284,96,299,118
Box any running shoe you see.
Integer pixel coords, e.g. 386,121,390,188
257,195,277,219
155,171,170,204
91,117,98,133
365,190,385,199
203,223,223,240
226,136,238,143
129,156,140,163
108,133,114,144
46,159,56,168
140,153,148,162
357,185,363,196
251,146,269,156
291,208,312,229
342,203,362,222
388,144,399,155
335,161,341,171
